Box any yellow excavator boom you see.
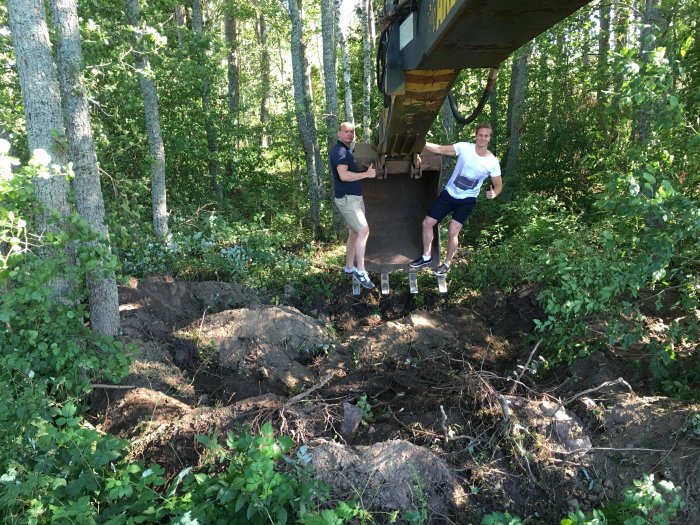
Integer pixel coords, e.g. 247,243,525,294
354,0,592,274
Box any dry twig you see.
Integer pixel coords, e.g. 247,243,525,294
285,371,334,406
508,339,541,394
556,377,634,414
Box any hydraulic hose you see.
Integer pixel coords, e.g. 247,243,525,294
448,66,500,126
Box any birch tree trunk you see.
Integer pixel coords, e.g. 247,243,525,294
287,0,321,236
305,56,327,201
613,3,629,97
50,0,120,335
334,0,354,122
193,0,221,200
440,98,455,187
175,4,186,45
489,84,498,152
321,0,339,148
256,13,270,148
224,13,239,174
634,0,661,147
361,0,372,140
125,0,169,240
503,42,533,187
597,0,611,110
7,0,73,300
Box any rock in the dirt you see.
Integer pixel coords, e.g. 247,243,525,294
567,498,580,510
340,402,363,442
311,439,467,519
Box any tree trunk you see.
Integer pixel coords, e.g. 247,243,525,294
175,4,186,45
7,0,70,218
335,0,354,122
125,0,169,240
634,0,661,147
193,0,221,200
489,82,498,152
440,98,455,187
440,98,454,143
50,0,120,335
7,0,73,300
303,35,327,201
321,0,339,148
224,8,240,177
321,0,345,234
256,13,270,148
597,0,611,109
287,0,321,236
361,0,372,140
612,4,629,97
503,42,533,189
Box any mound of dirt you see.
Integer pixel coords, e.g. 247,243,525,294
89,276,699,524
311,439,468,521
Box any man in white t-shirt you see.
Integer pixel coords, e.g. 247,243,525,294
409,123,502,276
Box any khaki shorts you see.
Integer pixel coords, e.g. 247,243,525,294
334,195,368,232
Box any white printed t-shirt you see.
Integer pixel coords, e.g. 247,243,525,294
444,142,501,199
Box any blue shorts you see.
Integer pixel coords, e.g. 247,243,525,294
426,190,477,224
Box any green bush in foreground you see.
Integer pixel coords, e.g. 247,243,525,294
482,475,685,525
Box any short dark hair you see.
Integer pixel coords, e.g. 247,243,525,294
475,123,492,133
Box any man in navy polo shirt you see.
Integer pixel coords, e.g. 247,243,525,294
330,121,377,289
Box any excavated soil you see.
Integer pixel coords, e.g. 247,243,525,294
88,275,700,524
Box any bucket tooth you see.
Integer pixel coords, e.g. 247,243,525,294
381,273,390,295
352,276,361,296
409,272,418,294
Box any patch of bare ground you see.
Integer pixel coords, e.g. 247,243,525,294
87,276,699,524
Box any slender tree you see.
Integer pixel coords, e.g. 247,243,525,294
256,12,270,148
175,4,186,45
7,0,73,300
597,0,611,110
503,42,534,188
193,0,221,200
286,0,322,235
634,0,663,146
334,0,354,122
489,83,498,152
223,2,240,177
361,0,372,139
320,0,339,149
125,0,169,240
49,0,120,335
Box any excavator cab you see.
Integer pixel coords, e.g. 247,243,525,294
352,0,591,291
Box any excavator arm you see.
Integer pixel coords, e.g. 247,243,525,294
353,0,591,276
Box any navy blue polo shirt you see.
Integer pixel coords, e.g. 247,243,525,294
330,140,362,198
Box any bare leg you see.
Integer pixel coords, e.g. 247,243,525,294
444,219,463,265
345,228,358,269
421,216,438,257
354,225,370,272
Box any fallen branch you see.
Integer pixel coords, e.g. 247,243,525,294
91,384,136,390
439,405,449,442
556,377,634,414
497,395,511,422
508,339,541,394
285,371,334,406
565,446,670,457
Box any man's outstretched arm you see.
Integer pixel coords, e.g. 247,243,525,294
423,142,456,156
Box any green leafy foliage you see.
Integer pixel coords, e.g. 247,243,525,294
482,511,524,525
561,475,685,525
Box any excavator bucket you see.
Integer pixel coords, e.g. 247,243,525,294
344,0,594,278
354,144,442,273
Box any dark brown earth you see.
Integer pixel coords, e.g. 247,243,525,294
88,275,700,524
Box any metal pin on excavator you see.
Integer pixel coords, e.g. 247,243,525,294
351,0,591,295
